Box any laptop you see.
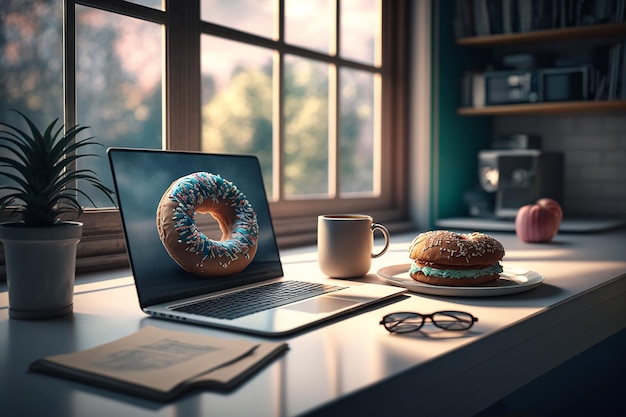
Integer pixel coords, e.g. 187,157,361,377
107,148,406,336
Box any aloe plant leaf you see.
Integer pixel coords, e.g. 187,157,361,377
0,171,31,191
1,110,116,225
0,134,33,166
0,122,38,152
0,194,20,208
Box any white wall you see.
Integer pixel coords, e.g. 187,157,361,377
408,0,433,230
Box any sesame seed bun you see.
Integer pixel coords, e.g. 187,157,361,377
408,230,505,286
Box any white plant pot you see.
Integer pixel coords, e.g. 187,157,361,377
0,221,83,320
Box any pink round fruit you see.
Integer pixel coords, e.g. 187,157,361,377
515,201,561,243
536,198,563,222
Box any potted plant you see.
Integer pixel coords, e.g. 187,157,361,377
0,110,115,320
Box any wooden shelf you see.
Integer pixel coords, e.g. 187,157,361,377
458,100,626,116
456,23,626,47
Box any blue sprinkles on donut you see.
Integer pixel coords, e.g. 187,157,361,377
168,172,259,270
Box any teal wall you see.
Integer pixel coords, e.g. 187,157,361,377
431,3,491,221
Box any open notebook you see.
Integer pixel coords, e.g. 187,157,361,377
107,148,405,336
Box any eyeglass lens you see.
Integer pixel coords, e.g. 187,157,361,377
432,311,475,330
381,313,424,333
381,311,476,333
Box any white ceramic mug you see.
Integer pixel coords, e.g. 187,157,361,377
317,214,390,278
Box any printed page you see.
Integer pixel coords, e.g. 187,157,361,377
29,326,260,395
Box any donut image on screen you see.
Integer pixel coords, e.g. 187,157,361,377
156,172,259,276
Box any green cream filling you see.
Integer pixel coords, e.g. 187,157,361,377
410,263,503,280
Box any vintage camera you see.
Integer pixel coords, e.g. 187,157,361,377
484,70,539,105
483,66,589,105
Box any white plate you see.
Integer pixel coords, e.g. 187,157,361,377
376,264,544,297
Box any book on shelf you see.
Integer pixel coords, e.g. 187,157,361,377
455,0,626,39
461,71,486,107
28,326,289,402
600,39,626,100
621,41,626,98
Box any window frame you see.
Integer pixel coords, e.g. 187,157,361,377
0,0,411,276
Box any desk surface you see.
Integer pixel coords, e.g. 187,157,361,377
1,229,625,417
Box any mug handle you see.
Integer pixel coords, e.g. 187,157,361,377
371,223,390,258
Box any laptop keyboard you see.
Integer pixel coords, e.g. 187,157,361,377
171,281,347,320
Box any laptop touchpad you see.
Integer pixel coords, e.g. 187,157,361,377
284,296,359,314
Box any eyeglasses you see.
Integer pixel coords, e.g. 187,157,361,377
379,311,478,334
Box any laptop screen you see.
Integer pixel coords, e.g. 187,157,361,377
107,148,283,308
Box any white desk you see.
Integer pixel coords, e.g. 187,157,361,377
1,229,625,417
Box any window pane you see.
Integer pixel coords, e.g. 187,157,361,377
340,68,377,195
340,0,380,65
285,0,332,54
284,55,329,198
76,5,163,208
200,36,274,197
127,0,163,10
201,0,275,39
0,0,63,129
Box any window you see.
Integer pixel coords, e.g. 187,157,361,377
0,0,409,274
